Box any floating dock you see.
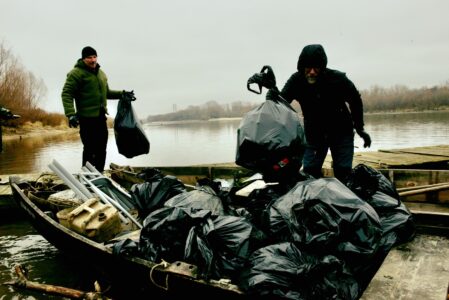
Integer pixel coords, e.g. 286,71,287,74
324,144,449,170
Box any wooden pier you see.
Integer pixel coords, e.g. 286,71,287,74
324,144,449,170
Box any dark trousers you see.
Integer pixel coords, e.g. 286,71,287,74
303,133,354,182
79,114,108,172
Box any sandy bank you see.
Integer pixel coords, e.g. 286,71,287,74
2,126,78,141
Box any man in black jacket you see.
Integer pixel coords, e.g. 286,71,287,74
281,44,371,182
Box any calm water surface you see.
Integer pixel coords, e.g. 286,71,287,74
0,111,448,298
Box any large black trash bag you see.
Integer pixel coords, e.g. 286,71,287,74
129,174,186,221
239,242,360,300
345,164,415,245
184,215,258,281
164,189,225,216
346,164,415,254
267,178,382,270
112,238,139,256
139,206,211,262
236,66,306,182
114,95,150,158
346,164,400,206
346,189,415,291
139,187,228,262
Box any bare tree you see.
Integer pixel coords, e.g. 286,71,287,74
0,41,50,123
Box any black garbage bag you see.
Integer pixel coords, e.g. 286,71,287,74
139,206,211,262
345,164,415,277
237,66,306,182
139,186,229,262
236,98,305,182
129,175,186,220
346,164,400,205
345,164,415,248
239,242,359,300
184,215,258,281
164,189,225,216
266,178,382,272
114,96,150,158
112,238,139,256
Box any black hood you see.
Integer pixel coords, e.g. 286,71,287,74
297,44,328,71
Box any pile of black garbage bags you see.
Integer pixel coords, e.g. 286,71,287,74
111,164,415,299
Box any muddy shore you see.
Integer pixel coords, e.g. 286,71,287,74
2,126,78,141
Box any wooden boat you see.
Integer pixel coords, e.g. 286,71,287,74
9,174,246,299
9,163,449,299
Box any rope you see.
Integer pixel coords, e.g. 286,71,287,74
149,259,170,291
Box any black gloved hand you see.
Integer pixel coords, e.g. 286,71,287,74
122,90,136,101
247,65,276,94
68,115,79,128
266,87,280,101
357,129,372,148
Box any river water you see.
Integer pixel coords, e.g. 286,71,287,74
1,110,449,175
0,110,448,298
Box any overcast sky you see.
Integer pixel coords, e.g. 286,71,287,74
1,0,449,117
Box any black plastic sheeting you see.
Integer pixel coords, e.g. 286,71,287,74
114,97,150,158
112,164,415,299
235,97,306,182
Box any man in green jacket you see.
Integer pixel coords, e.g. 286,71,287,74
61,46,134,172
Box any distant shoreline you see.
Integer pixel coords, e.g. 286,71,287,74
145,117,242,126
145,109,449,125
2,109,448,139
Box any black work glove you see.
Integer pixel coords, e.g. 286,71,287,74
68,115,79,128
122,90,136,101
247,65,277,94
266,87,280,101
357,129,372,148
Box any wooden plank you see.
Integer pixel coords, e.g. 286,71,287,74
379,145,449,158
353,151,449,168
405,202,449,215
360,234,449,300
323,145,449,169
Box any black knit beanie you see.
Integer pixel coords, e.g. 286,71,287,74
81,46,97,59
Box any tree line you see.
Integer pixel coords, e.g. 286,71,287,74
1,41,448,127
0,42,65,127
147,83,449,122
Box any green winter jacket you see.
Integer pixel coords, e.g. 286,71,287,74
61,59,122,117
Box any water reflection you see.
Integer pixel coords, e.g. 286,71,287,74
362,111,449,152
1,133,80,174
1,111,448,175
0,220,102,299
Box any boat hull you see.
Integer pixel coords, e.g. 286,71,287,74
9,176,245,298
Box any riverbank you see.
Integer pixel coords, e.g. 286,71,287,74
2,123,77,141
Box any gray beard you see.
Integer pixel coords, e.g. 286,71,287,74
306,76,317,84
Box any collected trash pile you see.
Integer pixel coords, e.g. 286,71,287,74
109,66,415,299
111,164,415,299
25,66,414,299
